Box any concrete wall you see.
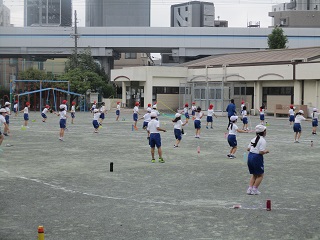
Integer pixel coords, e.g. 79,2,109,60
111,62,320,113
156,94,179,111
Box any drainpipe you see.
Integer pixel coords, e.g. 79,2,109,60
316,80,319,108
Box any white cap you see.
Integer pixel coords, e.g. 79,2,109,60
152,104,157,109
146,107,152,112
0,108,7,113
255,124,266,133
5,102,10,105
230,116,238,122
175,113,181,118
94,109,99,113
298,110,304,114
313,108,318,112
150,112,157,118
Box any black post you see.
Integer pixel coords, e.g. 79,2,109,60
110,162,113,172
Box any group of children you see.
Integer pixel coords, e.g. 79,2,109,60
130,100,271,195
288,105,319,142
2,98,319,196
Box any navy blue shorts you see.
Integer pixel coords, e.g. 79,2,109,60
192,111,195,116
71,112,75,118
92,119,99,129
100,113,105,120
207,116,213,123
289,115,295,122
24,113,29,121
143,121,149,129
59,119,66,129
185,113,189,119
260,114,265,121
242,117,248,124
227,134,237,147
133,113,138,121
312,119,318,127
174,128,182,140
13,108,17,113
41,113,47,119
149,133,161,148
194,120,201,129
293,123,301,132
116,110,120,116
248,152,264,175
5,115,9,124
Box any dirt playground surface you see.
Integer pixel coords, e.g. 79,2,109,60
0,109,319,239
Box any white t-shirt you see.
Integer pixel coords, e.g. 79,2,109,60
117,104,120,111
5,107,11,115
71,106,75,112
143,113,151,122
183,107,188,114
133,106,139,114
147,119,160,133
312,112,319,120
93,112,100,120
248,136,267,154
289,109,294,116
0,115,6,127
42,108,48,114
14,103,18,109
23,107,29,114
241,104,245,111
100,106,106,113
207,109,214,117
173,119,183,130
59,110,67,119
91,104,96,109
294,115,306,124
228,123,239,135
242,110,247,117
191,105,197,111
260,109,265,115
194,112,203,120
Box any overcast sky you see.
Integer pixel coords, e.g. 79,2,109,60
3,0,283,28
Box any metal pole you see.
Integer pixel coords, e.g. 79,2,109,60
206,65,209,110
40,81,42,112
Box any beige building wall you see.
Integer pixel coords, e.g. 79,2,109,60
114,53,150,69
111,62,320,113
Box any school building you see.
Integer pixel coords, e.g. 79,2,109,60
111,47,320,117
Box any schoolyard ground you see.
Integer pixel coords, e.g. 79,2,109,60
0,109,319,240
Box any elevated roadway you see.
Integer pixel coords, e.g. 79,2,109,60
1,26,320,71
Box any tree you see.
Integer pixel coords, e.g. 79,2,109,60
18,68,50,80
64,48,114,98
267,26,288,49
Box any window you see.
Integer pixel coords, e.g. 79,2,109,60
153,87,179,94
125,53,137,59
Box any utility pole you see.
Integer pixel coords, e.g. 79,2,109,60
70,10,81,67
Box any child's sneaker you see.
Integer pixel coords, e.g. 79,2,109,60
206,126,208,129
227,154,231,157
251,189,261,195
151,159,155,163
158,158,165,163
229,155,235,159
173,145,178,148
246,187,253,195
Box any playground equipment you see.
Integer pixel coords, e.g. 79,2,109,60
10,80,86,112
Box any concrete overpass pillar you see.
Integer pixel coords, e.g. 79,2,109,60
97,56,114,77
